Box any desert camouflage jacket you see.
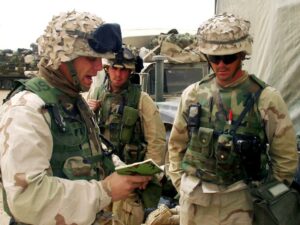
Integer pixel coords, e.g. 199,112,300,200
168,71,298,192
0,90,111,225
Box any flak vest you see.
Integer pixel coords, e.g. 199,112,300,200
182,74,269,185
2,77,112,224
93,83,146,164
5,77,107,180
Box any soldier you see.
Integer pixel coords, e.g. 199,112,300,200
168,13,298,225
0,11,152,225
87,47,166,225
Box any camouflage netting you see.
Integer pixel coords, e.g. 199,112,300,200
138,29,206,64
37,10,114,70
195,13,253,56
0,43,39,77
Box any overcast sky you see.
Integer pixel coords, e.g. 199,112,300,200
0,0,214,50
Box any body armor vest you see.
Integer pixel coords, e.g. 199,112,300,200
95,82,145,164
24,77,104,180
2,78,110,225
182,74,269,185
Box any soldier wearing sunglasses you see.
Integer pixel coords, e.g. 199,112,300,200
168,13,298,225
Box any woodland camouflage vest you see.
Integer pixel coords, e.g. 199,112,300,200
23,77,105,180
182,74,269,185
94,82,146,164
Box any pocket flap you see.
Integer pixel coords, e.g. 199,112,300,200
198,127,214,147
122,106,139,126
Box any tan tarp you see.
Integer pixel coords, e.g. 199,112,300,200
216,0,300,134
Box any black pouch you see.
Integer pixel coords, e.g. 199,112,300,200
251,179,300,225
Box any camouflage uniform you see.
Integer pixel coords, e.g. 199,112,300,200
0,11,123,225
168,13,298,225
87,49,166,225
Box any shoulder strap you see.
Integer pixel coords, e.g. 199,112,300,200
24,77,59,104
229,75,267,133
249,74,268,89
230,89,263,134
2,79,27,104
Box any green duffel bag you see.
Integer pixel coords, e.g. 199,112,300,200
250,179,300,225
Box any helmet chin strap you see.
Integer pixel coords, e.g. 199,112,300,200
66,61,83,92
229,62,242,80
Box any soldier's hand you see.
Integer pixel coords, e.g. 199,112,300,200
87,99,100,111
103,172,152,201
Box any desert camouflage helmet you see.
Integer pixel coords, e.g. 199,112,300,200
105,46,144,73
37,10,115,70
196,13,253,55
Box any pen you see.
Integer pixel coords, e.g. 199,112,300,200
228,109,233,125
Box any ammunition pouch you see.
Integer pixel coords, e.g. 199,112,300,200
215,133,243,184
183,126,268,185
182,127,215,179
120,106,139,144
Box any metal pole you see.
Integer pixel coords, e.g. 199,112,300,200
153,55,164,102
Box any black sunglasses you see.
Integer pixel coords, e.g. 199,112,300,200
207,54,239,65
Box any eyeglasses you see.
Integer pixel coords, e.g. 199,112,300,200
207,54,238,65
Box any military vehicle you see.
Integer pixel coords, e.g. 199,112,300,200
0,44,39,102
123,29,209,142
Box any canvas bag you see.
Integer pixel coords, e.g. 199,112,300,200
250,178,300,225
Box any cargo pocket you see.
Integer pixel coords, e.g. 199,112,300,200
180,174,211,207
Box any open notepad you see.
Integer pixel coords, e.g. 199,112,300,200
115,159,163,176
